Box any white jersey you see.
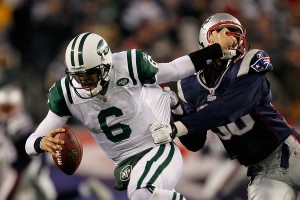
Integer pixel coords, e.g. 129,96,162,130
26,49,196,165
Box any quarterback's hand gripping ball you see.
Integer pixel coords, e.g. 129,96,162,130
52,125,83,175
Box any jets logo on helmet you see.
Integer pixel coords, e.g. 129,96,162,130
65,32,113,99
97,39,110,58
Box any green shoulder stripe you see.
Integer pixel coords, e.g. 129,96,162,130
135,49,158,84
127,50,137,85
47,79,72,117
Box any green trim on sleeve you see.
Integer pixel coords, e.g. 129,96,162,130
65,77,73,104
127,50,137,85
135,50,158,84
47,79,72,117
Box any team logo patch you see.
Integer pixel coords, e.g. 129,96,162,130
97,39,110,61
117,78,129,86
67,149,79,160
250,52,270,72
120,165,132,181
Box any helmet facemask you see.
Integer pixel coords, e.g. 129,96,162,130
66,64,111,99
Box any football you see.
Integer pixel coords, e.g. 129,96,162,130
52,125,83,175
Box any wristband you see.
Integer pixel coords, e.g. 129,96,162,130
188,43,223,71
34,136,45,153
173,121,188,137
171,101,181,110
170,124,178,139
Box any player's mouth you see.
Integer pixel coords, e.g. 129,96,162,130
81,82,97,91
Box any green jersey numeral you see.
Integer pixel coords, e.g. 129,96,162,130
98,106,132,143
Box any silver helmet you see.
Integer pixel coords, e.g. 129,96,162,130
199,13,246,59
65,32,112,98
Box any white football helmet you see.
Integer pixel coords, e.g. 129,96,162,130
65,32,113,98
0,84,24,119
199,13,246,60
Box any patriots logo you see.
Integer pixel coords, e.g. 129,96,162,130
201,16,213,30
250,52,270,72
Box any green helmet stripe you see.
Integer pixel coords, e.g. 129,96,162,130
70,35,80,66
78,32,91,66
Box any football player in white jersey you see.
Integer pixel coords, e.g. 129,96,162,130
25,31,235,200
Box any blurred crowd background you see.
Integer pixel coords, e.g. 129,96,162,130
1,0,300,126
0,0,300,200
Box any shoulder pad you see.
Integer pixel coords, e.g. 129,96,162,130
127,49,158,85
237,49,273,77
177,80,187,103
47,78,71,116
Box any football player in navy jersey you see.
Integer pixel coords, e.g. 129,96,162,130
150,13,300,200
0,84,57,200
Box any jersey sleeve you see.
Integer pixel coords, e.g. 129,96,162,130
129,49,159,84
47,79,72,117
25,110,69,156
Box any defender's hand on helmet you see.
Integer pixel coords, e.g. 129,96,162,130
150,121,188,145
210,28,238,55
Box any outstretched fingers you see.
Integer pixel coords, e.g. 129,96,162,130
210,28,237,54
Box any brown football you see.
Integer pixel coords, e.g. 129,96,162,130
52,125,83,175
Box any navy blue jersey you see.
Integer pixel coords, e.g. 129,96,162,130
178,49,298,166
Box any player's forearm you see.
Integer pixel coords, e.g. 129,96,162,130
25,132,44,156
156,44,223,84
156,55,196,84
25,110,68,156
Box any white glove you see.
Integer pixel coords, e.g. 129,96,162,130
163,87,183,115
150,121,177,145
163,87,179,108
